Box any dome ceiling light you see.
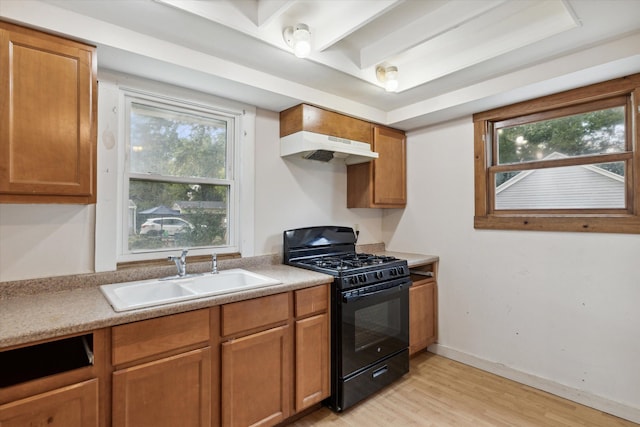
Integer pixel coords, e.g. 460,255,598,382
283,23,311,58
376,65,399,92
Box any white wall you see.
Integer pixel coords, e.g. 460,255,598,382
383,117,640,421
254,109,382,255
0,204,95,281
0,107,381,282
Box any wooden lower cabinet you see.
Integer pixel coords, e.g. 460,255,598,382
110,308,214,427
0,285,333,427
221,325,291,427
220,284,331,427
295,313,329,411
112,348,212,427
0,379,99,427
409,278,437,355
293,284,330,412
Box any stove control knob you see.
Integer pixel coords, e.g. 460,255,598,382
375,271,384,280
390,268,397,276
350,276,357,285
358,274,366,283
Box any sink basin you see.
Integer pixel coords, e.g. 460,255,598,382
180,270,281,294
100,269,281,312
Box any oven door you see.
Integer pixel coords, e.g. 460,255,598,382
338,277,409,378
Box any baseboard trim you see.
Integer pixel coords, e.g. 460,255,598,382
428,344,640,424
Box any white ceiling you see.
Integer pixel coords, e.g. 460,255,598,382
4,0,640,130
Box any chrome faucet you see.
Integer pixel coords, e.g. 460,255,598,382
211,253,218,274
168,249,189,277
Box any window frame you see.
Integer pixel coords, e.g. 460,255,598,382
122,93,236,256
117,87,245,262
473,73,640,234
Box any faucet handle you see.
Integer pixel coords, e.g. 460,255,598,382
168,249,189,277
212,253,218,274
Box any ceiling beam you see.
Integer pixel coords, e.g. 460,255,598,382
257,0,291,27
359,0,506,69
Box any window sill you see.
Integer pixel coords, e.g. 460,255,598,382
117,252,241,270
474,214,640,234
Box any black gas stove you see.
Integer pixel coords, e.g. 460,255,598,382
283,226,409,288
283,226,410,412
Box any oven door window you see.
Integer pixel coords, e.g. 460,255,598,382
340,282,409,377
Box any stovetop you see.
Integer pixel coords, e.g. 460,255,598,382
294,252,402,273
288,252,409,290
283,226,410,289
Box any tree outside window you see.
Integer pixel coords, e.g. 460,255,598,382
126,100,234,252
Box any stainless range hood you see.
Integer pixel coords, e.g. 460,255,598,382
280,131,378,165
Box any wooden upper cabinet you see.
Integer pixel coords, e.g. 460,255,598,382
280,104,372,143
347,125,407,208
0,21,97,204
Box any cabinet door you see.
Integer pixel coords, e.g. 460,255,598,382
295,313,329,411
221,325,290,427
0,379,98,427
372,126,406,206
347,125,406,208
112,348,211,427
0,23,96,204
409,281,437,355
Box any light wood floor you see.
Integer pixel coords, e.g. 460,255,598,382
289,352,638,427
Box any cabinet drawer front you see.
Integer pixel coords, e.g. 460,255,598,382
295,285,328,318
0,379,98,427
112,309,210,366
221,293,289,337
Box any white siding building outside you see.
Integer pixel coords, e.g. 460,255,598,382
495,153,625,210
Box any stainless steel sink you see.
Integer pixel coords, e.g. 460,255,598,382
100,269,281,312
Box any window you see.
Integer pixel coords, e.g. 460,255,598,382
123,93,237,255
473,73,640,233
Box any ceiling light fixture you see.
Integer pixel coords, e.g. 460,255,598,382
283,23,311,58
376,65,399,92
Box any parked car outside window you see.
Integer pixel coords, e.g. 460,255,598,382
139,217,194,235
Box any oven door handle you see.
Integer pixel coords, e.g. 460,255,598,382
342,283,407,304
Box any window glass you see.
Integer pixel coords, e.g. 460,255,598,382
129,180,229,251
130,103,227,179
125,97,234,254
496,106,625,165
495,162,625,210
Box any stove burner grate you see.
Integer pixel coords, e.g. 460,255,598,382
298,253,398,271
